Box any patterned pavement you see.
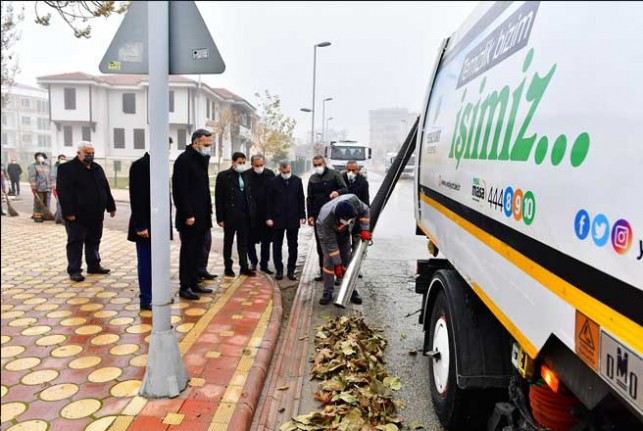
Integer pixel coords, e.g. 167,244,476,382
0,214,282,431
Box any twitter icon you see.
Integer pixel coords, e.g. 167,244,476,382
591,214,610,247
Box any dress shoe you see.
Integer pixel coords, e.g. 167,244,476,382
250,264,257,271
198,272,218,280
314,275,323,282
350,290,363,305
88,266,111,274
319,291,333,305
224,269,236,277
140,304,152,311
275,272,284,280
192,284,213,294
288,273,298,281
69,273,85,282
179,288,200,300
260,267,274,275
240,268,256,276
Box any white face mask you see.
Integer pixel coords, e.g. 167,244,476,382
347,172,356,181
339,218,353,226
313,166,324,175
36,156,44,163
199,145,211,156
281,172,291,180
234,163,246,173
253,167,264,175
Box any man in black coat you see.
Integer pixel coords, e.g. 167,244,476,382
244,154,275,273
215,151,256,277
127,152,152,311
57,142,116,282
7,159,22,196
306,155,348,280
342,160,371,257
266,160,306,281
172,129,215,300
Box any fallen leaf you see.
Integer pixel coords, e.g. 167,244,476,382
408,350,417,356
277,385,289,391
278,407,286,413
400,332,407,339
383,376,402,391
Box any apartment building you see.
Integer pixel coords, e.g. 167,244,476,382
36,72,257,177
1,83,54,166
368,107,418,160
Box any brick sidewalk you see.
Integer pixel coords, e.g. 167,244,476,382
0,213,282,431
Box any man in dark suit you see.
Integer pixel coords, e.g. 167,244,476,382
127,152,152,311
57,142,116,282
244,154,276,273
215,152,256,277
171,129,215,300
342,160,370,258
266,160,306,281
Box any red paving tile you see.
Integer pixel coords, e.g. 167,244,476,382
71,382,112,400
16,399,70,422
94,396,131,417
189,384,226,403
178,399,218,421
2,383,40,403
129,415,169,431
139,397,185,417
199,365,237,386
167,419,211,431
49,417,92,431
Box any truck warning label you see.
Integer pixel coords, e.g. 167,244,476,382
575,311,599,371
600,331,642,414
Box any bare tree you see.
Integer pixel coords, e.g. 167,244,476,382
253,90,296,163
1,1,24,108
34,1,129,39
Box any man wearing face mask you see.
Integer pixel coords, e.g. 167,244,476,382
51,154,67,224
266,160,306,281
244,154,275,273
306,155,348,281
215,152,256,277
172,129,216,300
315,194,370,305
27,152,53,223
342,160,370,261
57,142,116,281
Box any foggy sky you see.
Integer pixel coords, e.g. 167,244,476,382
11,1,477,144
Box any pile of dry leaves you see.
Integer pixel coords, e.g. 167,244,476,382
280,316,403,431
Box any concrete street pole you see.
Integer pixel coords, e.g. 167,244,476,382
140,0,188,398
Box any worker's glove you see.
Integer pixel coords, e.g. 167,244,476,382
52,190,58,198
334,265,344,279
360,230,372,241
31,189,37,195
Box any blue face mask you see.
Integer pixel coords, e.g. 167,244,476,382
84,154,94,164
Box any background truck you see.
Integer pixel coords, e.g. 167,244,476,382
324,140,372,174
386,151,416,178
378,2,642,430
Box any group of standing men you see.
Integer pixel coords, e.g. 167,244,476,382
46,130,371,310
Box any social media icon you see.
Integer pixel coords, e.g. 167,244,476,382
574,209,590,240
591,214,610,247
611,219,632,254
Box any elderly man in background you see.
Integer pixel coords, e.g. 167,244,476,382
244,154,276,273
57,142,116,282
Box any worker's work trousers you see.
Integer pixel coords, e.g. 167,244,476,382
321,230,351,294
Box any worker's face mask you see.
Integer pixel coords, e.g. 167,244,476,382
36,156,44,163
339,218,353,226
313,166,324,176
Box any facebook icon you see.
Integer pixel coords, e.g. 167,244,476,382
574,209,591,240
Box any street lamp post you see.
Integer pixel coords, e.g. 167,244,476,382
311,41,331,148
321,97,333,143
326,116,334,143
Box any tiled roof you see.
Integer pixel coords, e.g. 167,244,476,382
37,72,196,86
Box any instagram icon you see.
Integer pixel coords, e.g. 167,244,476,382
611,219,632,255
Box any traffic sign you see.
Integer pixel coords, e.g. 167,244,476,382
99,1,225,75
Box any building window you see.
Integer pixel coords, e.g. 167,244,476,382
82,126,91,141
21,116,31,126
206,99,211,119
37,117,48,130
114,128,125,149
37,135,51,147
22,134,32,144
63,126,73,146
21,98,30,108
123,93,136,114
64,88,76,110
1,114,6,125
169,91,175,113
37,100,48,113
211,101,216,120
133,128,145,149
177,129,187,149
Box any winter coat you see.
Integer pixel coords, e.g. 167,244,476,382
215,167,250,224
243,168,275,228
57,157,116,223
128,153,151,242
316,194,370,266
342,172,370,206
172,145,212,232
7,163,22,181
306,167,348,219
266,174,306,230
